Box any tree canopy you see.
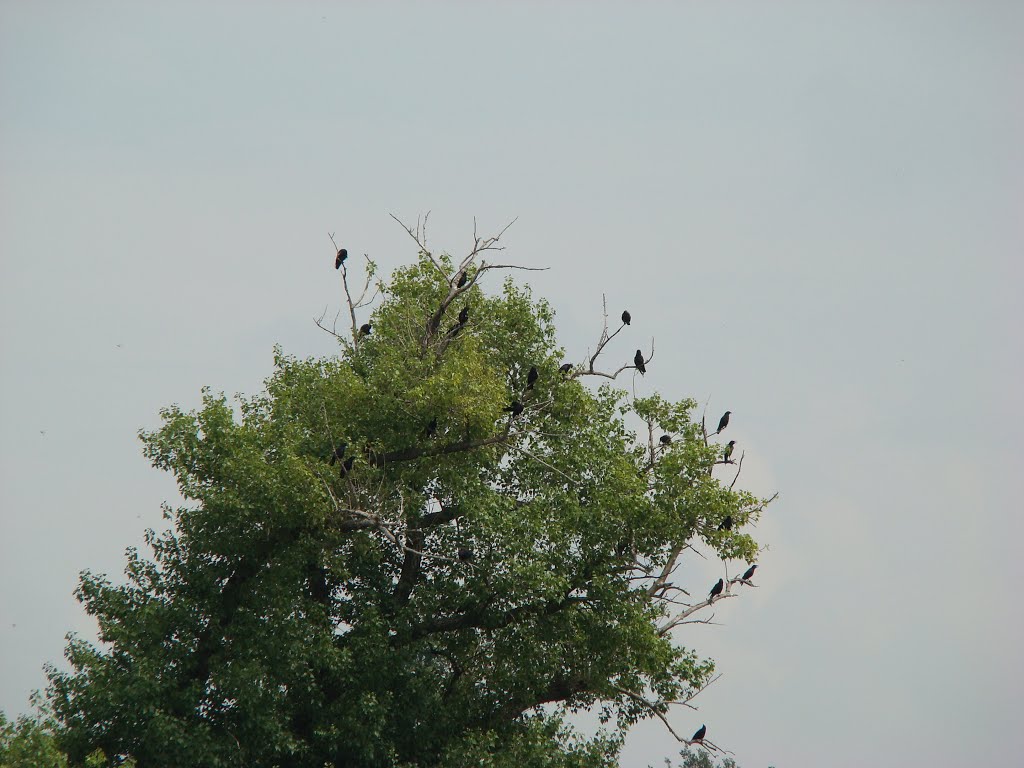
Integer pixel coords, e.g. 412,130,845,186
45,228,772,767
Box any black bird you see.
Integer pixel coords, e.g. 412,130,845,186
447,322,464,339
621,310,631,325
328,443,348,466
634,349,646,375
424,417,438,438
723,440,736,463
660,434,672,445
456,270,468,288
691,725,706,743
741,564,758,581
716,411,731,434
709,578,724,599
559,363,573,375
457,547,475,562
359,323,372,337
526,366,539,390
718,515,733,531
504,400,524,417
458,306,470,324
339,456,355,477
335,248,348,269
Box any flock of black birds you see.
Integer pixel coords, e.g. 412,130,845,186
328,250,757,746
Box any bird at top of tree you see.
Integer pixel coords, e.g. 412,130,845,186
741,564,757,581
359,323,372,337
634,349,646,375
723,440,735,463
559,362,573,375
335,248,348,269
621,310,631,325
660,434,672,445
716,411,731,434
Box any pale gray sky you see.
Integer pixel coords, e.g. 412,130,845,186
2,2,1022,766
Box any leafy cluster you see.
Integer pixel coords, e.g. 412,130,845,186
45,250,768,767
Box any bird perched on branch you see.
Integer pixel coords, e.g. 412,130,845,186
718,515,733,531
455,270,468,288
741,564,758,582
709,578,724,599
457,548,475,562
723,440,735,463
335,248,347,269
621,310,631,325
328,443,348,465
359,323,372,337
458,306,469,324
504,400,524,417
660,434,672,445
339,456,355,477
424,418,437,438
716,410,731,434
526,366,538,390
691,724,706,743
634,350,646,375
559,363,573,375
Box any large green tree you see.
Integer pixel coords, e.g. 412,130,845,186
47,223,772,767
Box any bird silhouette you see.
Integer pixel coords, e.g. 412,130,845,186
359,323,372,337
504,400,524,417
741,564,758,581
335,248,348,269
691,724,706,742
723,440,736,463
424,418,438,438
526,366,539,390
559,363,573,375
634,350,646,375
621,310,631,325
339,456,355,477
709,578,724,599
716,411,731,434
458,306,469,324
328,443,348,466
718,515,733,531
660,435,672,445
456,270,468,288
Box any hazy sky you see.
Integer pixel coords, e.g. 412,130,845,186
2,2,1022,766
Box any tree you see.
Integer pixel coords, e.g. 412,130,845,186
46,221,773,767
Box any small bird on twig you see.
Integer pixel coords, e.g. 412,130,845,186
559,363,573,375
741,564,758,582
709,578,724,599
504,400,524,417
634,350,646,375
335,248,348,269
718,515,733,531
526,366,539,390
328,443,348,466
691,724,706,743
359,323,372,337
723,440,735,463
716,411,731,434
660,434,672,445
621,310,631,325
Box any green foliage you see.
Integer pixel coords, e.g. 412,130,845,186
655,748,739,768
0,712,67,768
46,249,770,767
